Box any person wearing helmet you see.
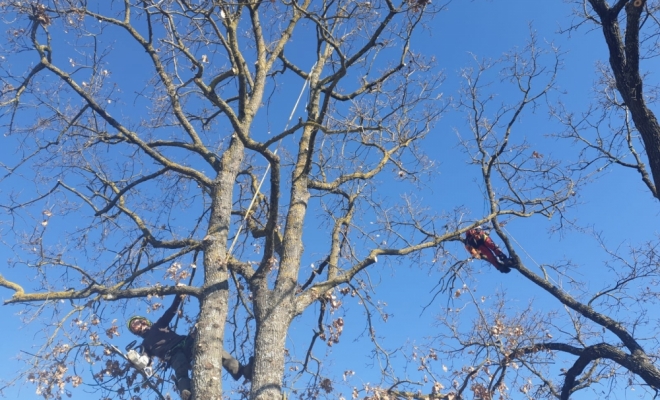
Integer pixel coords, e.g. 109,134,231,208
127,294,252,400
464,226,512,273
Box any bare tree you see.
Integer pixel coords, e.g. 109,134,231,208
0,0,455,399
431,240,660,400
557,0,660,199
5,2,659,400
418,29,660,400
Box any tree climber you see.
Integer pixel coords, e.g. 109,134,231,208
464,226,512,273
127,294,253,400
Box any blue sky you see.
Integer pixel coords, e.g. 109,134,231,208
2,1,660,399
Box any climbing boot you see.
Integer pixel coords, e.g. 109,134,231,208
176,377,192,400
240,356,254,381
497,265,511,273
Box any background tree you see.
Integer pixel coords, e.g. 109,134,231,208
559,0,660,199
416,2,660,398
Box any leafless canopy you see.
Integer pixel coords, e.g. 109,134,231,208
0,0,450,399
3,1,659,400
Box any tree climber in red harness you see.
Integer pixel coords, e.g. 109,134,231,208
127,294,252,400
464,226,512,273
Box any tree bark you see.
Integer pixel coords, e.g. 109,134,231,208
589,0,660,198
251,291,295,400
248,105,316,398
193,137,245,400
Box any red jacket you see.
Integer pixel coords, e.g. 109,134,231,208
464,229,506,261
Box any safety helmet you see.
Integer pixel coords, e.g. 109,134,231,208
127,316,152,334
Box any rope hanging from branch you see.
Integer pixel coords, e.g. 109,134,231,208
225,62,318,261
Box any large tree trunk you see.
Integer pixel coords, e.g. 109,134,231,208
251,291,295,400
193,138,245,400
249,122,315,399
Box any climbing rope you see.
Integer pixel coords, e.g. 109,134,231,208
502,226,560,286
225,62,317,260
502,227,539,267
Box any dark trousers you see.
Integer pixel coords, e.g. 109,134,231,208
168,336,243,395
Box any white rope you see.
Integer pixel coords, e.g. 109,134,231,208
226,63,317,259
502,226,560,286
503,226,540,267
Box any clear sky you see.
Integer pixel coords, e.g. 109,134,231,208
2,1,660,399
